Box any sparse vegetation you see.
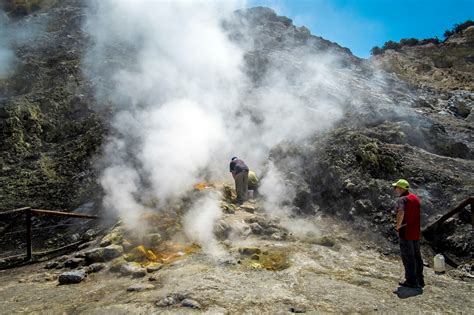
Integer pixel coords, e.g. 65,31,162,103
371,35,441,56
443,20,474,38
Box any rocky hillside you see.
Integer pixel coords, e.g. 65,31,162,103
371,25,474,92
0,0,104,210
0,2,472,265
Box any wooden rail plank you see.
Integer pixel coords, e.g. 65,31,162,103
30,209,99,219
0,207,31,216
422,196,473,236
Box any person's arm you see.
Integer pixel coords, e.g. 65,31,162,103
396,209,405,231
395,196,407,236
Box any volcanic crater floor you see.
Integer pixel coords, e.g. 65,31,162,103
0,206,472,314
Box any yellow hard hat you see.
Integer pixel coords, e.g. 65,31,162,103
392,179,409,189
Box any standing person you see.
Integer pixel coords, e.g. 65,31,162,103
229,157,249,204
393,179,424,288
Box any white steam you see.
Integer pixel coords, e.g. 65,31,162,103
83,1,378,245
0,13,15,78
183,193,225,257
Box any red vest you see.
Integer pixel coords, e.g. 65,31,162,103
402,192,421,240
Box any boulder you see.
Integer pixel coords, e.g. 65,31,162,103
58,271,86,285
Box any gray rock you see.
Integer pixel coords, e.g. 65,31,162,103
120,263,147,278
77,241,93,250
181,298,201,309
70,233,81,242
99,238,112,247
84,248,106,263
121,240,134,251
214,220,231,239
44,261,59,269
82,229,97,241
240,204,255,213
58,271,86,285
271,231,287,240
156,293,188,307
64,257,85,268
239,247,261,256
127,283,155,292
249,222,264,235
103,244,124,260
85,263,106,274
146,263,163,273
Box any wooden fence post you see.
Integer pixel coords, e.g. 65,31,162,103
25,209,32,261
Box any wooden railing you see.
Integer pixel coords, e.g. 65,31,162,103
0,207,98,263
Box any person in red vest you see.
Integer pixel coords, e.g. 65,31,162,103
393,179,424,288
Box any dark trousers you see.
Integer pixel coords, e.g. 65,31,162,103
399,239,424,286
234,171,248,203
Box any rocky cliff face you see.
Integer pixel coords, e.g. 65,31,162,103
371,26,474,92
0,0,103,210
0,2,472,263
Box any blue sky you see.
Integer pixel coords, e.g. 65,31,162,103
246,0,474,58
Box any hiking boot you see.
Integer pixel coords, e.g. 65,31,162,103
398,281,421,288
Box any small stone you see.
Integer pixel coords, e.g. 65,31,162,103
127,283,155,292
44,261,59,269
64,257,85,268
181,298,201,309
85,263,106,274
156,293,188,307
103,244,124,260
78,242,93,250
120,263,146,278
240,204,255,213
70,233,81,242
109,258,127,272
214,220,231,239
249,222,264,235
99,238,112,247
84,248,106,264
148,275,159,282
289,306,306,313
82,229,96,241
58,271,86,285
239,247,261,256
146,263,163,273
271,231,287,240
121,240,134,251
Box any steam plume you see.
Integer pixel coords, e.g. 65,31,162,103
83,1,382,246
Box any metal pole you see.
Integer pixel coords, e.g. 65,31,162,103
26,209,32,261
